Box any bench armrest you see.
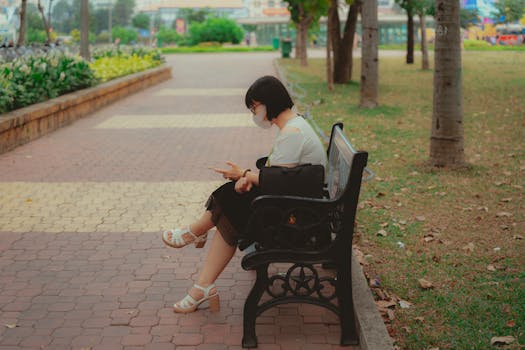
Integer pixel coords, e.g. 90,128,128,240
241,194,339,251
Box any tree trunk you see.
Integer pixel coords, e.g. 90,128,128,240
430,0,464,167
330,0,361,84
295,19,310,66
406,11,414,64
419,13,429,70
80,0,90,60
37,0,52,44
293,3,310,67
327,2,334,91
17,0,27,46
360,0,379,108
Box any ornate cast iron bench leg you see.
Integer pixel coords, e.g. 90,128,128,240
242,264,269,348
337,261,359,345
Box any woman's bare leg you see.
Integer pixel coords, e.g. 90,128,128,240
183,231,236,302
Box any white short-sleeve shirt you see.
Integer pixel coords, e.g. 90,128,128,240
267,116,327,167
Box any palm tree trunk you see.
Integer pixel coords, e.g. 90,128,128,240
80,0,90,60
419,13,429,70
331,0,361,84
430,0,464,167
327,2,334,91
17,0,27,46
406,11,414,64
360,0,379,108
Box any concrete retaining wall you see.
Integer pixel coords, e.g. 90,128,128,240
0,65,172,155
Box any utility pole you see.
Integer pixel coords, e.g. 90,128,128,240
109,4,113,44
80,0,90,60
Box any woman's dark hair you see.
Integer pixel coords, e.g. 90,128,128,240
245,76,294,120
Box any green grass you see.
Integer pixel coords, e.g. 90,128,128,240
278,52,525,349
379,43,525,51
160,45,276,54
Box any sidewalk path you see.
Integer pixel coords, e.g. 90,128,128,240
0,52,356,349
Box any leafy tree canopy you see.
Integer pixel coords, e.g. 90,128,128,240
132,13,150,30
285,0,330,25
113,0,136,27
492,0,525,23
460,8,479,28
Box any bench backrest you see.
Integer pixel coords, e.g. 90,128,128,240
325,123,368,245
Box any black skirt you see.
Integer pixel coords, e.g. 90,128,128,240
205,181,261,248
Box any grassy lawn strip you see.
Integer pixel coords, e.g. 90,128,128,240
278,52,524,349
379,43,525,51
161,45,276,54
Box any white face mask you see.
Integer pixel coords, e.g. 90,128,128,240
252,104,272,129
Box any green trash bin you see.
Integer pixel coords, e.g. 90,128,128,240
281,39,292,58
272,37,280,50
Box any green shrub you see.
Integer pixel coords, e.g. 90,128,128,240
90,54,162,82
0,52,98,113
27,29,47,43
463,39,492,49
155,28,182,46
70,29,96,44
112,26,138,45
0,75,15,113
96,31,111,44
188,17,243,45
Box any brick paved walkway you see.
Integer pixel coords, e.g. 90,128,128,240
0,53,357,349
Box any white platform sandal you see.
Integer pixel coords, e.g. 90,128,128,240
161,226,208,248
173,284,220,314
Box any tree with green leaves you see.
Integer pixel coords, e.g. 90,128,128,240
286,0,330,66
395,0,415,64
492,0,525,23
113,0,135,27
460,8,479,28
177,8,210,24
328,0,361,83
431,0,464,167
94,8,110,33
51,0,74,33
132,13,150,30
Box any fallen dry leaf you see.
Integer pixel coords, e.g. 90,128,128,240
4,324,17,329
415,215,426,222
377,229,388,237
506,320,516,327
513,235,523,240
414,316,425,323
496,212,513,218
477,206,489,212
487,265,497,272
424,234,435,243
418,278,434,289
377,300,396,308
387,309,395,321
398,300,413,309
500,198,512,202
25,198,32,203
462,242,475,253
380,222,389,228
490,336,515,346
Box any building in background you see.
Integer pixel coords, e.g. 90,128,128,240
137,0,246,29
0,0,19,43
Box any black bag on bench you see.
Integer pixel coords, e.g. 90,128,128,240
258,164,325,199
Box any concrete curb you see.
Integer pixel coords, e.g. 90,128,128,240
274,57,394,350
352,251,394,350
0,65,172,155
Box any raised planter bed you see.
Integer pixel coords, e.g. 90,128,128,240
0,65,172,155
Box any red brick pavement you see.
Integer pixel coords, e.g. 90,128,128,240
0,53,358,349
